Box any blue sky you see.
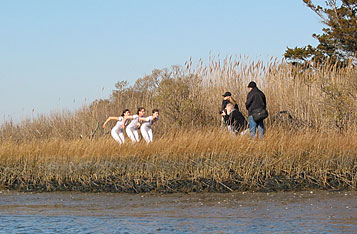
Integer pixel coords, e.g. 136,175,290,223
0,0,325,123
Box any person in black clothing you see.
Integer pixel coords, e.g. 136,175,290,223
221,91,239,113
220,91,239,127
223,103,248,135
245,81,267,139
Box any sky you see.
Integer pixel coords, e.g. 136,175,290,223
0,0,325,123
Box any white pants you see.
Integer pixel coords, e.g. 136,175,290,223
240,129,250,136
227,126,249,136
140,127,153,143
111,128,125,144
126,127,140,143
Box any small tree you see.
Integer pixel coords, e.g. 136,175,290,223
154,70,206,128
285,0,356,66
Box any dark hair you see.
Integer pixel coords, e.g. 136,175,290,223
248,81,257,88
222,91,232,97
137,107,145,114
121,109,130,116
152,109,159,114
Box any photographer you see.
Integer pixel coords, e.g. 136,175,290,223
221,91,239,113
222,103,248,135
220,91,239,127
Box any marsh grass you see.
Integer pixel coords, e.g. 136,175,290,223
0,127,355,192
0,57,356,192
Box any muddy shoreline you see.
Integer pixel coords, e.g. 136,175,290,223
3,174,355,193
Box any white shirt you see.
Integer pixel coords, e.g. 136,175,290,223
141,116,158,129
112,116,125,132
127,114,139,130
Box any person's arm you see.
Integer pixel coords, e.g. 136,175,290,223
102,117,119,128
123,115,134,121
122,115,134,128
138,117,147,128
223,111,231,125
246,93,253,110
139,117,149,122
221,100,228,112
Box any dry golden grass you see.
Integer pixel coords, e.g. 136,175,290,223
0,57,356,192
0,127,355,192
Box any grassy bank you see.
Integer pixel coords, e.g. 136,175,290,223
1,57,356,192
0,128,355,193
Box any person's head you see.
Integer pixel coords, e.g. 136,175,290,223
225,103,234,114
137,107,145,116
152,109,159,118
248,81,257,91
222,91,232,100
121,109,130,117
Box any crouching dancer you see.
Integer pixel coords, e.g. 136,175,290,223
102,109,130,144
124,107,145,143
223,103,248,135
139,109,159,143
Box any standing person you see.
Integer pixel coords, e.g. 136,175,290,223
102,109,130,144
223,103,248,135
245,81,267,139
139,109,159,143
124,107,146,143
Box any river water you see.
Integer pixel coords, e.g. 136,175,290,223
0,190,356,233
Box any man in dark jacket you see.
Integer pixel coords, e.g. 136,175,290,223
245,81,266,139
224,103,248,135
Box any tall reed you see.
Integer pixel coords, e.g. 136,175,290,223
1,57,355,141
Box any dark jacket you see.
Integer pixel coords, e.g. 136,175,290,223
246,87,266,116
224,109,248,132
221,100,239,113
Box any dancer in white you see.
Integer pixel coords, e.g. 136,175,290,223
102,109,130,144
139,109,159,143
124,107,145,143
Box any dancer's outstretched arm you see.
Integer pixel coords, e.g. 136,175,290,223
122,115,135,128
102,116,119,128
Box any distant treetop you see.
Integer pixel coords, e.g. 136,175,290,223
284,0,356,67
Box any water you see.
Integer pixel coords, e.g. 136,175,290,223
0,190,356,233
